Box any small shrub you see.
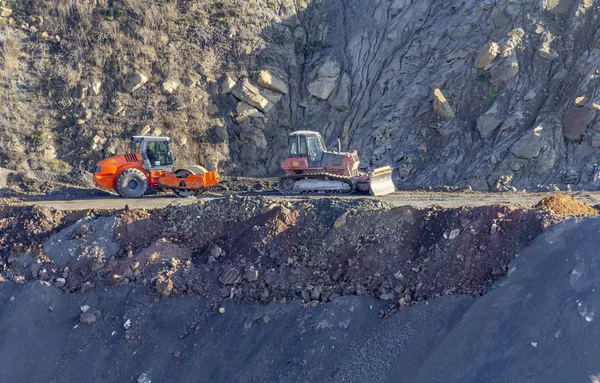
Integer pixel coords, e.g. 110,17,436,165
490,90,498,102
30,131,48,146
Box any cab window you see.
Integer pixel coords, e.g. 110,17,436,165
307,137,324,161
289,137,298,156
299,136,307,156
146,141,172,167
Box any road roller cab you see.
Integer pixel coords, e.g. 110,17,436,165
93,136,219,198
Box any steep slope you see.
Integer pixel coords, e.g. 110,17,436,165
1,0,600,190
2,216,600,382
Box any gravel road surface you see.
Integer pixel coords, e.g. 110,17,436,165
24,190,600,211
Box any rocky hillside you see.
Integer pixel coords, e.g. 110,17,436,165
1,0,600,190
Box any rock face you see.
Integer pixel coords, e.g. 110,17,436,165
490,8,511,28
475,42,499,69
432,89,455,119
8,0,600,191
242,128,268,150
562,107,596,142
490,53,519,86
328,73,351,112
257,70,288,95
232,79,273,113
308,58,341,101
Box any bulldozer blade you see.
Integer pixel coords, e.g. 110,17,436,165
368,166,396,196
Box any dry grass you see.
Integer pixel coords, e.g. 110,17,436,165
0,33,21,73
0,0,289,173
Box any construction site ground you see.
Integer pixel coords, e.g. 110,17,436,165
24,189,600,211
2,178,600,382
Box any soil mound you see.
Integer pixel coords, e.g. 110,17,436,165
0,196,562,312
536,194,598,216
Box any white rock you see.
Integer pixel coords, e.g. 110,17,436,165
122,72,149,93
257,70,288,95
475,42,499,69
0,7,13,17
139,125,151,136
232,78,273,112
90,80,102,96
236,102,264,118
432,89,455,119
220,77,236,94
161,79,180,95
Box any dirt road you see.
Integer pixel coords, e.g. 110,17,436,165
24,190,600,211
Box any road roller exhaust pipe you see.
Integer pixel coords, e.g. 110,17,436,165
368,166,396,196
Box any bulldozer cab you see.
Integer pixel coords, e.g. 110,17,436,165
288,131,326,166
131,136,174,171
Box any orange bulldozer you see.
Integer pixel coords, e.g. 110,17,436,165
93,136,218,198
279,130,395,196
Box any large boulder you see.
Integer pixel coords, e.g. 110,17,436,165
511,133,543,159
122,72,149,93
477,115,503,139
475,42,499,69
241,128,268,150
308,58,341,101
221,77,237,94
257,70,288,95
490,52,519,86
232,78,273,113
562,107,597,142
236,102,264,119
260,88,283,104
432,89,455,119
539,45,559,61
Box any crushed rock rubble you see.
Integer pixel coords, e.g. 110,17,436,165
0,195,594,310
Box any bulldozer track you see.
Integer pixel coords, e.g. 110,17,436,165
278,172,357,196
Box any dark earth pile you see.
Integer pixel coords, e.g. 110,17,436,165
3,216,600,383
0,196,567,312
